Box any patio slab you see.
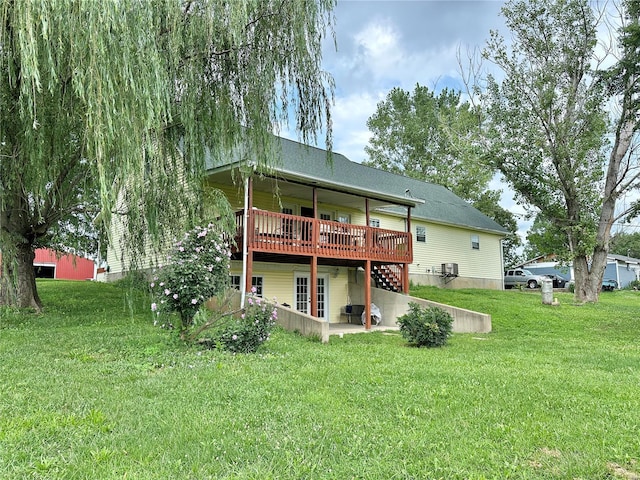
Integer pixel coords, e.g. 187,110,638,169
328,322,400,336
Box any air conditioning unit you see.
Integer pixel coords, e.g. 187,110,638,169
441,263,459,277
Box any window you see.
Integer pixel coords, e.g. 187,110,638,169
416,226,426,243
320,212,332,221
337,213,350,224
230,275,264,297
471,234,480,250
369,218,380,228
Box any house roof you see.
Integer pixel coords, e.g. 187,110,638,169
607,253,640,264
520,253,640,268
208,136,508,236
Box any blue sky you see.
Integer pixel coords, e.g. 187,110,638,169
282,1,640,244
320,0,506,163
284,1,532,237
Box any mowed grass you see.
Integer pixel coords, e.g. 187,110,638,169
0,280,638,479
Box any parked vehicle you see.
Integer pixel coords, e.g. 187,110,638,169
504,269,547,289
602,279,618,291
544,274,569,288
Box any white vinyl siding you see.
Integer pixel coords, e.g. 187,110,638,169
230,261,348,323
407,219,503,281
106,195,175,276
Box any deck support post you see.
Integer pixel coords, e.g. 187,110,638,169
403,263,409,294
404,207,412,294
364,259,371,330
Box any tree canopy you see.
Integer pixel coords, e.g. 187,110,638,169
610,231,640,259
482,0,640,302
364,84,521,264
0,0,335,309
365,86,490,203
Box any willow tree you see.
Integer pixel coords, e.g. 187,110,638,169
483,0,640,302
0,0,335,310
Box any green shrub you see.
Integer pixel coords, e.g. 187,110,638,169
397,302,453,348
217,291,276,353
626,279,640,290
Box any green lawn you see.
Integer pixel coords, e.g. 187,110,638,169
1,280,638,479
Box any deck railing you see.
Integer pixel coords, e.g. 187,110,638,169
234,209,412,263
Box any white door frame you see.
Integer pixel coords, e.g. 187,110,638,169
293,272,329,321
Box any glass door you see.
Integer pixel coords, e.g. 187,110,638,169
294,274,328,320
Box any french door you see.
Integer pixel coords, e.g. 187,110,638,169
294,274,328,321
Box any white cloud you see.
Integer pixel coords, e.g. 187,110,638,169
353,21,405,74
331,92,384,162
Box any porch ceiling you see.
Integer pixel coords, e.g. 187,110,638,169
208,169,403,212
254,176,382,211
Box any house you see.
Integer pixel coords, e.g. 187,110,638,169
517,253,640,288
106,137,507,326
33,248,96,281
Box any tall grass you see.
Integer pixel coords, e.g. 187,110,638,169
0,280,638,479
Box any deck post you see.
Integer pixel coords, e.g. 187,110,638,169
404,206,412,294
364,259,371,330
403,263,409,294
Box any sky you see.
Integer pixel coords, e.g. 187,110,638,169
283,1,533,239
321,0,506,163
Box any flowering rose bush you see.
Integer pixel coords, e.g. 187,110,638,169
218,290,277,353
151,224,231,335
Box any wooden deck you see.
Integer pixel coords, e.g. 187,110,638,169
234,209,412,263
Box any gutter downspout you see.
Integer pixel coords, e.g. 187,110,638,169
499,238,505,290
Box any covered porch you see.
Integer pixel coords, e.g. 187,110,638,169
234,208,412,264
234,176,417,329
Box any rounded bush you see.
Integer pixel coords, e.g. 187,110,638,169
217,292,277,353
397,302,453,348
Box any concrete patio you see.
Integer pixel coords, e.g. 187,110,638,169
329,322,401,337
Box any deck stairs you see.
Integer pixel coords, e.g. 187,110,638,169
371,265,402,292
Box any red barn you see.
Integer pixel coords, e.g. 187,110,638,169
33,249,95,281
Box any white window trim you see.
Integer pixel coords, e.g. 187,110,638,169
337,212,351,224
471,234,480,250
230,274,264,297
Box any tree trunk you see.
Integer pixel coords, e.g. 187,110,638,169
573,115,636,303
573,253,607,303
0,240,43,311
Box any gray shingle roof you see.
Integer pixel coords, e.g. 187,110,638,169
275,137,507,235
209,136,508,236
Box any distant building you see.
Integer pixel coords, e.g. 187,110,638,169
517,254,640,289
34,249,96,281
